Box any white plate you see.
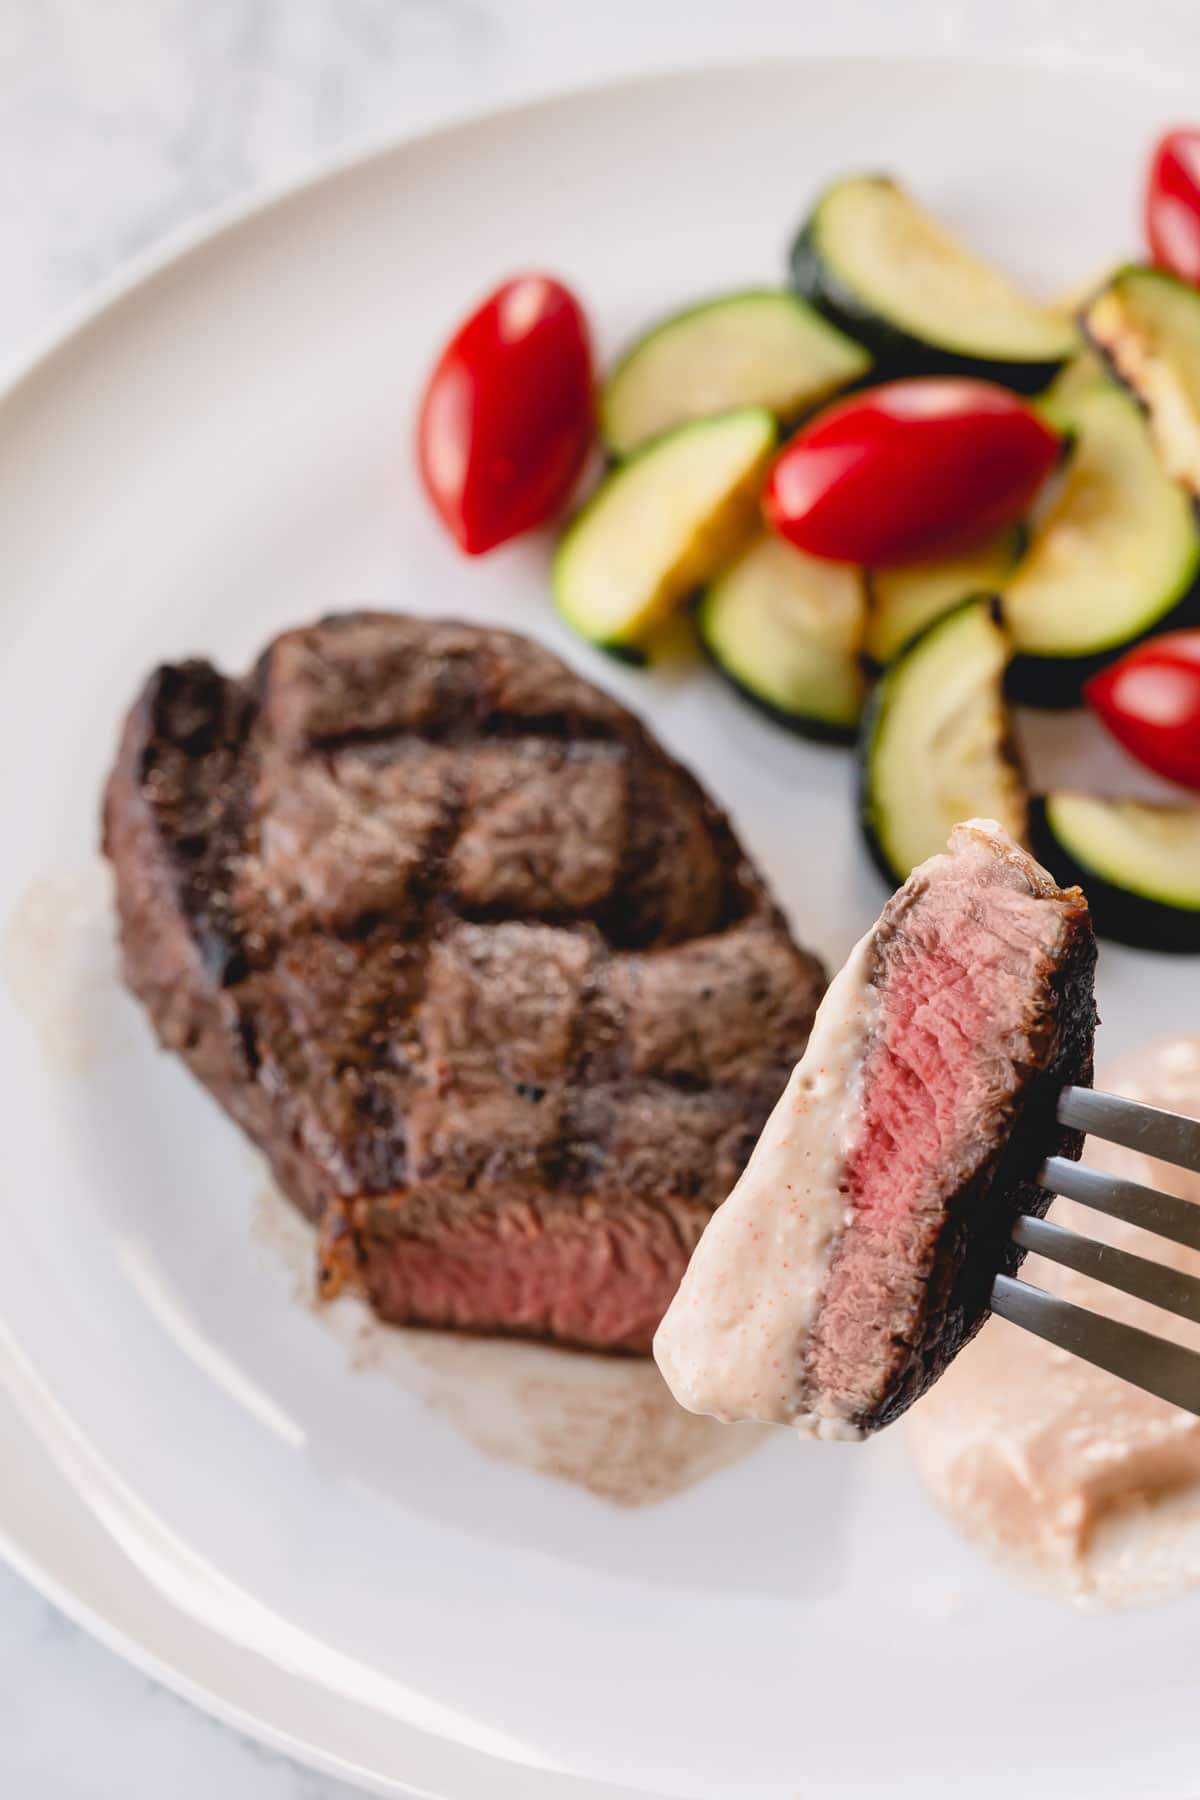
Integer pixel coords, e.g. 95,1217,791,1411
2,55,1199,1800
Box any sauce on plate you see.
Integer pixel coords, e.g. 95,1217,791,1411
910,1036,1200,1605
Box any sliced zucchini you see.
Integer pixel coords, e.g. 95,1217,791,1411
860,597,1027,885
697,532,867,741
601,292,870,459
1032,793,1200,951
1034,348,1111,432
864,527,1024,666
1004,382,1200,704
553,408,776,650
791,175,1076,392
1083,264,1200,494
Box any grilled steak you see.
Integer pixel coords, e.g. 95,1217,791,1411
655,820,1097,1434
103,612,825,1353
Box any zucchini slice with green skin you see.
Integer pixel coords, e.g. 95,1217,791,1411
864,526,1025,666
1032,793,1200,951
1034,348,1111,432
697,532,868,741
553,408,776,651
860,596,1028,885
1083,264,1200,495
1004,381,1200,705
791,175,1076,393
600,292,871,459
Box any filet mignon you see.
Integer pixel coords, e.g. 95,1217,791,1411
103,612,826,1353
654,820,1097,1433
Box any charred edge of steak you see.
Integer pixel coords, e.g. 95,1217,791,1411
102,661,345,1226
864,901,1097,1434
112,660,257,984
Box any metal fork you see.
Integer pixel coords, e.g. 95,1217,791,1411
991,1087,1200,1417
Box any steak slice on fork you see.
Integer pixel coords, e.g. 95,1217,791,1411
655,820,1097,1431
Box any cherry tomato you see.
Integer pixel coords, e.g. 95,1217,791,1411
762,377,1060,566
1145,129,1200,286
1086,632,1200,790
417,274,593,555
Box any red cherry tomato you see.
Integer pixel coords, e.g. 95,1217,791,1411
417,274,593,555
762,377,1061,565
1086,632,1200,790
1145,129,1200,286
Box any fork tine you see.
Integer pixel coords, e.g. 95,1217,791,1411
1012,1213,1200,1325
1058,1085,1200,1175
1040,1155,1200,1252
992,1273,1200,1417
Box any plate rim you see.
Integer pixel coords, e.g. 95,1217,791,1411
0,43,1187,408
0,1321,650,1800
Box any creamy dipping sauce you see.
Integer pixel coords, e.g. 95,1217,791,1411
910,1036,1200,1606
653,927,877,1436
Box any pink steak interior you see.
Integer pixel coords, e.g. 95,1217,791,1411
809,840,1090,1426
360,1193,702,1354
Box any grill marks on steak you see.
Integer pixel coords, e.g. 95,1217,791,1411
808,827,1097,1432
104,613,824,1352
653,821,1097,1435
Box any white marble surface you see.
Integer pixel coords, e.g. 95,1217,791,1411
2,2,1199,1794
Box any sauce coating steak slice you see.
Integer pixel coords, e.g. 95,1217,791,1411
655,821,1097,1433
103,613,825,1352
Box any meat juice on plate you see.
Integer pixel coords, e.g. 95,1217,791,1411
910,1036,1200,1606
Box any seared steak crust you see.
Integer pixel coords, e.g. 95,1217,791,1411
103,613,825,1352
